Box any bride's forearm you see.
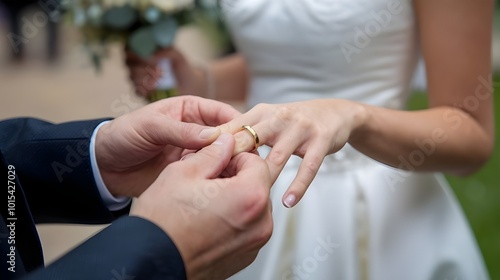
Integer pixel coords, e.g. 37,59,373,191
348,105,494,176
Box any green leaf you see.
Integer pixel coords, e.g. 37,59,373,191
104,5,138,29
128,26,157,59
153,17,178,47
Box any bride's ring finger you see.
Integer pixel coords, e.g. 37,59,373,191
241,125,260,151
234,125,261,155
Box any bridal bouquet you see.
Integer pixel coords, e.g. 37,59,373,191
63,0,195,101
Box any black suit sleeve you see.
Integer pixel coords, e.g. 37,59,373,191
22,216,187,280
0,118,128,224
1,118,187,279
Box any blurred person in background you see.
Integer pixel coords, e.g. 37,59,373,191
128,0,495,279
1,0,60,62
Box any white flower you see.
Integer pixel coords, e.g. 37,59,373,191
150,0,194,13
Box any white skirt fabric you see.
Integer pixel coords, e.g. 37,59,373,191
229,146,489,280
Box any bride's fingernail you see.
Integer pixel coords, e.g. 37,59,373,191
283,194,296,208
199,128,220,139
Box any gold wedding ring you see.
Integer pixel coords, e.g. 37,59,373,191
241,125,260,151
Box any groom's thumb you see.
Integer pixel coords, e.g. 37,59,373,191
183,133,235,178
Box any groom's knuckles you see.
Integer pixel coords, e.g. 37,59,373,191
239,157,273,190
231,186,269,227
234,153,264,174
185,148,221,175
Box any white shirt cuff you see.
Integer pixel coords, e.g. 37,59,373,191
90,121,131,211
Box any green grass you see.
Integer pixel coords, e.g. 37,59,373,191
407,74,500,279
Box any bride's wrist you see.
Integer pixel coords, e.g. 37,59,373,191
347,102,371,143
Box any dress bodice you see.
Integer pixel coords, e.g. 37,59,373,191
224,0,419,109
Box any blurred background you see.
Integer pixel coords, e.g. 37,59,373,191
0,1,498,279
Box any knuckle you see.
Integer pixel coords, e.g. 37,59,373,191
241,188,269,223
303,160,320,177
260,215,274,243
273,106,293,122
183,95,197,104
268,149,289,168
295,116,310,128
237,252,260,270
254,103,271,112
240,252,259,269
317,125,333,142
259,161,273,182
251,188,270,212
247,206,273,248
253,221,273,247
247,251,260,264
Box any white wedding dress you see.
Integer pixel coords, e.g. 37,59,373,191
223,0,490,279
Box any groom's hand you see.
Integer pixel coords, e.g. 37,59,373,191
131,133,273,279
95,96,241,198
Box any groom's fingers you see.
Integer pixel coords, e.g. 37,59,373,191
181,133,235,178
218,105,264,135
185,96,242,126
222,153,265,178
144,116,222,149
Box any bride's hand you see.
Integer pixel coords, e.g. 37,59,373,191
220,99,368,208
125,48,205,98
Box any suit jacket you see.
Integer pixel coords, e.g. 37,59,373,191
0,118,186,279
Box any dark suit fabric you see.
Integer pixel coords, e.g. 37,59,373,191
0,118,186,279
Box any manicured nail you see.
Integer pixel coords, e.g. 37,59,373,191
283,194,296,208
199,127,220,139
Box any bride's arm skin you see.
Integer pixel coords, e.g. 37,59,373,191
352,0,495,174
223,0,495,207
